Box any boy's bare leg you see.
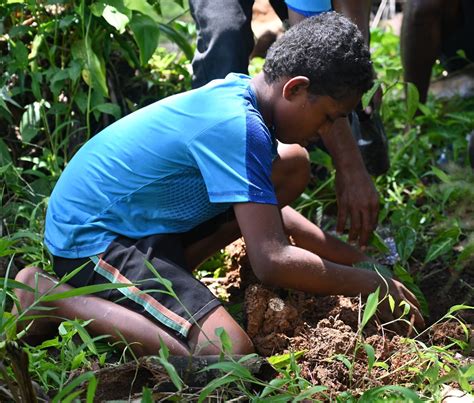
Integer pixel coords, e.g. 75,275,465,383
13,267,253,356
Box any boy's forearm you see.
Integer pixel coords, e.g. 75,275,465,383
281,206,368,265
258,244,383,297
321,117,365,172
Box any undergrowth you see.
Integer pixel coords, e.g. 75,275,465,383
0,3,473,402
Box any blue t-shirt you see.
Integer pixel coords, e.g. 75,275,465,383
45,74,278,258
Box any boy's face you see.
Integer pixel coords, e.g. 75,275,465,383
272,78,360,146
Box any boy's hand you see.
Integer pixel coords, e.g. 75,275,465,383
377,279,425,331
335,165,379,248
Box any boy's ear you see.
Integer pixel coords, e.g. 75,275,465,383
282,76,310,100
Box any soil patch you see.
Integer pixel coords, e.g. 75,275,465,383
220,239,473,398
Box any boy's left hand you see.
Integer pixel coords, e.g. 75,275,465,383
335,166,379,248
378,279,425,332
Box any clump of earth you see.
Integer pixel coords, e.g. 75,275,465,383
217,238,473,397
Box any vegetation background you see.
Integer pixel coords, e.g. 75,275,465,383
0,0,473,401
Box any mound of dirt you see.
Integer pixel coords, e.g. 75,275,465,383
221,239,473,397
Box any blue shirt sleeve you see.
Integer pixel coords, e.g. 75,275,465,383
187,112,277,205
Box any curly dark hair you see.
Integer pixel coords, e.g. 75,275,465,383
263,12,374,100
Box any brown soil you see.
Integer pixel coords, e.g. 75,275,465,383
220,239,473,398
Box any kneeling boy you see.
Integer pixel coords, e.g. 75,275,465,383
14,13,423,356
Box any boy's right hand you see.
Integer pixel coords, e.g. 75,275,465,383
377,279,425,332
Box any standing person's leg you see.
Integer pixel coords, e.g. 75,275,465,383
401,0,446,103
189,0,255,88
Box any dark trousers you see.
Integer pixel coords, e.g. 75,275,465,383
189,0,288,88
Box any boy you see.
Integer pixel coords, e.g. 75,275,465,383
14,13,423,357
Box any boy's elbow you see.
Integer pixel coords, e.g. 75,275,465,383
251,258,282,287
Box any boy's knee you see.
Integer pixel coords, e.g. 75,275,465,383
190,306,254,356
292,146,311,185
15,266,44,286
13,267,43,313
195,328,254,356
289,145,310,183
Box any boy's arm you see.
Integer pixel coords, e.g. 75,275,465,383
320,117,379,248
234,202,424,328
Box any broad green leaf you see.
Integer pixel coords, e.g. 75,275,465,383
364,343,376,373
361,287,379,330
399,300,411,317
462,365,474,378
71,350,86,369
129,14,160,66
447,304,473,315
124,0,160,20
267,350,305,369
92,103,121,119
215,327,232,354
141,387,153,403
102,5,129,33
11,40,29,69
424,238,455,263
2,312,17,341
92,0,132,33
369,231,390,254
456,49,467,59
0,139,12,165
294,385,328,401
29,34,43,60
260,378,290,398
203,361,253,379
20,102,43,143
86,375,98,403
362,80,381,109
70,320,98,355
417,102,433,117
406,82,419,122
333,354,352,370
394,226,417,263
431,165,451,183
72,39,108,97
388,294,395,313
359,385,422,402
157,337,184,391
0,97,11,115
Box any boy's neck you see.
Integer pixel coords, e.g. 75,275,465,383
251,72,281,129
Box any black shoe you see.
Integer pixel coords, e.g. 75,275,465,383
350,106,390,177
